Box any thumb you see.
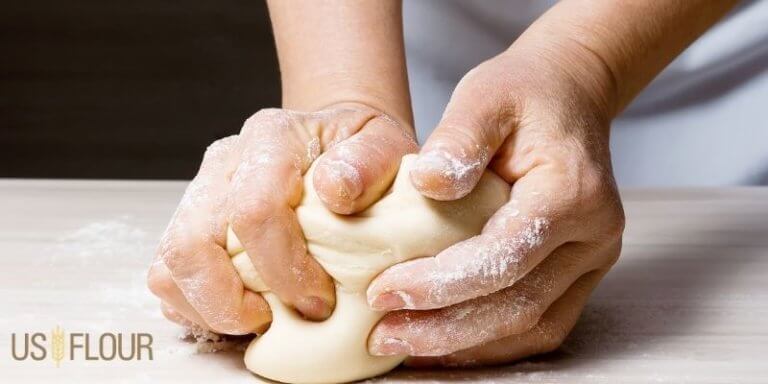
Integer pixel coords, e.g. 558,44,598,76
313,113,418,214
411,63,519,200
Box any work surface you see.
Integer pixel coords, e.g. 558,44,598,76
1,180,766,383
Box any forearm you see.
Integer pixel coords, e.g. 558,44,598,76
267,0,413,127
507,0,739,117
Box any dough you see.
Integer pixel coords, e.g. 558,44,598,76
227,154,509,383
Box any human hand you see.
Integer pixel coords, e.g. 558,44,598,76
366,46,625,366
148,104,417,335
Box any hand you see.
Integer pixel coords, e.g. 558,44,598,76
148,104,417,335
366,47,625,366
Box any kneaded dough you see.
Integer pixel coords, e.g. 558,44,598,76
227,154,509,384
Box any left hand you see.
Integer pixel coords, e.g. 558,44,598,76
366,44,626,367
148,104,417,334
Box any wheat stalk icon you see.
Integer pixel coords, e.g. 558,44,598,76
51,326,65,367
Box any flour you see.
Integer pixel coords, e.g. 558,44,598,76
367,213,552,357
391,290,415,309
412,216,550,307
29,217,163,344
53,217,151,264
318,158,363,200
178,325,251,354
306,136,321,163
412,146,488,199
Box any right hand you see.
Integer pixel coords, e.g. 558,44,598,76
147,105,417,335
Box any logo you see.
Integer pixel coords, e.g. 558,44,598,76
51,326,65,367
11,326,153,366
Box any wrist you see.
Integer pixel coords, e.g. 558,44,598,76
268,0,413,131
505,40,618,122
504,0,738,117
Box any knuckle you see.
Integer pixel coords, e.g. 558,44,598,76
595,195,626,239
147,261,175,298
453,60,520,120
580,167,612,204
608,206,627,237
160,303,195,328
230,197,274,233
202,135,237,163
507,313,539,336
568,165,626,239
170,225,200,256
156,224,207,270
536,319,570,353
501,294,544,336
601,239,623,268
242,108,296,135
604,250,621,269
160,304,180,321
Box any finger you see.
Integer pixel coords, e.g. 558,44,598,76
410,63,519,200
368,167,590,311
369,242,608,356
148,260,210,329
229,110,335,320
158,136,272,334
313,114,418,214
164,204,273,335
161,301,195,328
405,269,607,368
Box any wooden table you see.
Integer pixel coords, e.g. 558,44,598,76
1,180,766,383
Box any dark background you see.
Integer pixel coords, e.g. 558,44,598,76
1,0,281,179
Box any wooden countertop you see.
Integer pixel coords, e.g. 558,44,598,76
1,180,767,383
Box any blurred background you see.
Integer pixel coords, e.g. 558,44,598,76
1,0,279,179
2,0,767,185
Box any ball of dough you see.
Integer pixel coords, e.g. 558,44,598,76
227,154,509,383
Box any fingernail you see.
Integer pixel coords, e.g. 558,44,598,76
328,160,363,200
412,151,476,200
370,337,414,356
413,151,453,178
369,291,411,311
295,296,333,320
